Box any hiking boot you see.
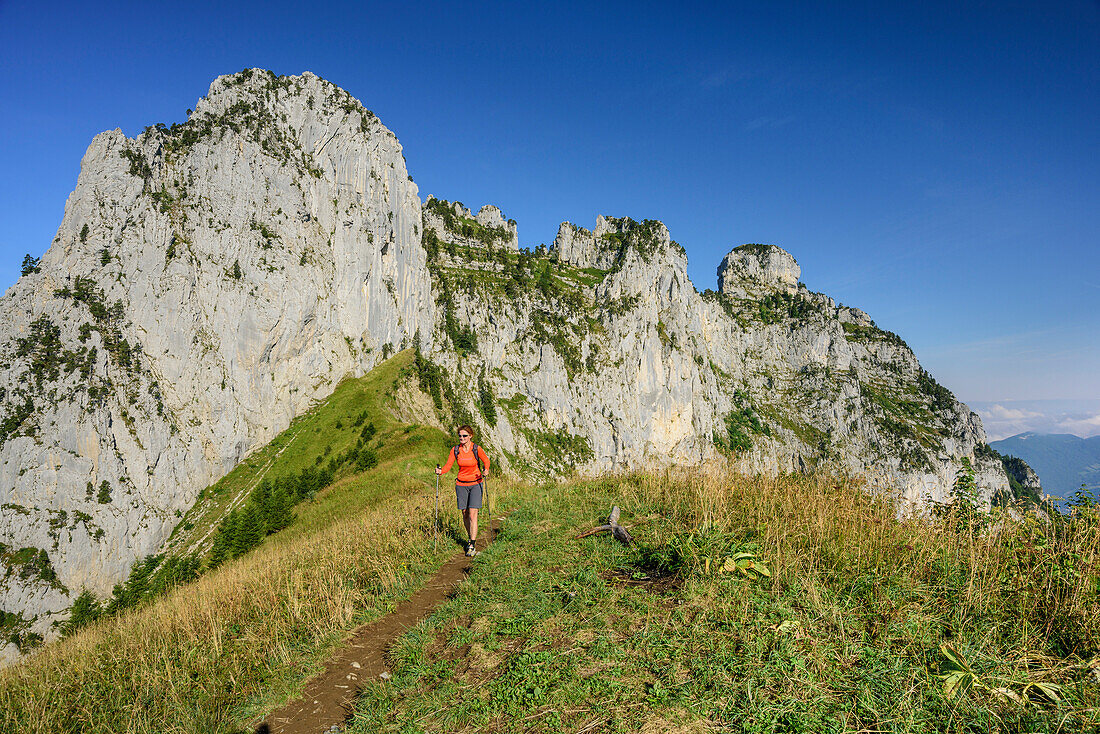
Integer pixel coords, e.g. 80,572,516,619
465,541,476,557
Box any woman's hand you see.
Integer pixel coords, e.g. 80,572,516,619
435,467,442,475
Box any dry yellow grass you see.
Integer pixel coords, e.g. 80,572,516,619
627,467,1100,655
3,457,1096,733
0,473,532,733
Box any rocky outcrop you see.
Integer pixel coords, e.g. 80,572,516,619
0,70,431,648
1001,452,1043,499
550,215,654,270
425,215,1005,513
717,243,800,298
422,197,518,252
0,69,1012,654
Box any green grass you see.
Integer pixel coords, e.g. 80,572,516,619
349,473,1100,733
756,402,828,451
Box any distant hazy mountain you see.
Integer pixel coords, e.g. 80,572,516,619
990,433,1100,501
971,399,1100,442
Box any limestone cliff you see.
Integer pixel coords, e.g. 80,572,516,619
0,70,431,659
0,70,1010,659
421,216,1005,506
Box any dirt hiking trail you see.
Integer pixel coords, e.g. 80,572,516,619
254,521,501,734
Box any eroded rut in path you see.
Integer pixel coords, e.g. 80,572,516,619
255,521,501,734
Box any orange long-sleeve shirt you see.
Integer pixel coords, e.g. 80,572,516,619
440,444,489,484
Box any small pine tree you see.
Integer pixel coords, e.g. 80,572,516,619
478,373,497,427
80,224,89,243
208,518,231,568
296,467,317,499
106,555,160,613
220,509,243,559
267,486,293,533
21,254,40,276
97,481,111,504
62,589,101,637
232,259,242,279
235,503,264,556
356,447,378,471
104,582,126,615
251,479,272,528
150,553,200,595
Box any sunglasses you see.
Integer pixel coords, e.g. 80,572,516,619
458,433,470,438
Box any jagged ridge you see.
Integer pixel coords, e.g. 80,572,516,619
0,69,1011,658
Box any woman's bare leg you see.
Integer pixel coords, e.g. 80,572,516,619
464,508,478,543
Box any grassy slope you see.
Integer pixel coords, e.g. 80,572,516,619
163,349,443,556
2,352,1098,733
0,350,527,733
352,473,1100,733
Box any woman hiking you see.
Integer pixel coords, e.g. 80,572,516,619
436,425,490,556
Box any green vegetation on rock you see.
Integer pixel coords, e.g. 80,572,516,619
714,393,772,454
0,609,41,653
513,427,594,475
0,544,64,592
20,255,41,277
703,288,824,327
424,197,512,248
841,320,909,350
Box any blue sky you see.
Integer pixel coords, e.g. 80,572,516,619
1,1,1097,407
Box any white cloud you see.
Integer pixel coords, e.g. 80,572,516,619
984,404,1043,421
1057,412,1100,437
971,400,1100,441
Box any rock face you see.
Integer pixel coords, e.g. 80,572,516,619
718,244,800,298
422,197,518,252
0,70,1012,656
0,70,432,654
424,214,1005,511
552,215,635,270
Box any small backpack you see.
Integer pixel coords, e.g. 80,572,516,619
453,443,484,476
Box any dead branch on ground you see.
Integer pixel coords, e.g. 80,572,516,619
574,505,633,546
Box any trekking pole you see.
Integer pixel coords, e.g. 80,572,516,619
484,472,491,542
434,465,440,551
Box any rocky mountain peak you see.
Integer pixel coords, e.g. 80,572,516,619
717,243,801,298
0,69,434,662
552,216,686,273
196,69,383,133
422,196,518,252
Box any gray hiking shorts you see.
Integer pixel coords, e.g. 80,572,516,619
455,482,483,510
